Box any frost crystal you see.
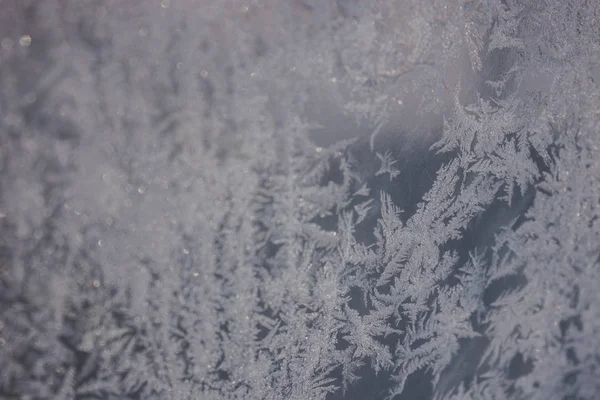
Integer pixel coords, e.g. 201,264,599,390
1,1,599,399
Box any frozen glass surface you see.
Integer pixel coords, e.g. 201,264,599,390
1,1,599,399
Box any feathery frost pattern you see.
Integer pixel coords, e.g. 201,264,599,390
0,0,599,399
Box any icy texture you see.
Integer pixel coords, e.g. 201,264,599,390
0,1,599,399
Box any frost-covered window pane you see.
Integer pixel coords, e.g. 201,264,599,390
1,1,599,399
